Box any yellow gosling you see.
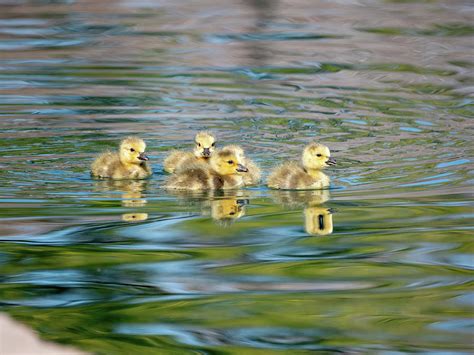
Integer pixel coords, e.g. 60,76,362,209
164,150,248,190
91,137,152,180
223,144,261,185
267,143,336,190
163,131,216,173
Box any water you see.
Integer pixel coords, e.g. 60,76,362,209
0,0,473,353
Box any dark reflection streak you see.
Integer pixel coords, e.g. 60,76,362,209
243,0,279,66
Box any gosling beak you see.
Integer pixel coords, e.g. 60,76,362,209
202,148,211,157
236,164,248,173
138,152,149,161
326,157,337,166
236,199,249,206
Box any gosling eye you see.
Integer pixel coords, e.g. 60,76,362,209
211,142,216,147
227,160,234,164
130,148,135,152
316,153,322,157
197,143,201,147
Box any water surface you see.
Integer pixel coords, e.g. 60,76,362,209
0,0,473,353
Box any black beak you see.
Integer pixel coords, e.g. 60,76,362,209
202,148,211,157
326,157,336,166
138,152,149,161
236,164,248,173
236,199,249,206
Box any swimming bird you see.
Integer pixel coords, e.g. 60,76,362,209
164,149,248,190
91,137,152,180
163,131,216,173
223,144,261,185
267,142,336,190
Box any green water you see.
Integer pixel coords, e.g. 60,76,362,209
0,0,473,353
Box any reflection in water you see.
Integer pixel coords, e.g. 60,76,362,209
271,189,334,236
93,180,148,221
168,190,248,225
122,213,148,222
210,198,247,225
304,206,333,236
244,0,279,65
0,0,472,353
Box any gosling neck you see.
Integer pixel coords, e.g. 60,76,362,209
304,167,326,178
120,156,139,169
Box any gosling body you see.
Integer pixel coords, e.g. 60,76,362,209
164,131,216,173
91,137,152,180
164,150,248,190
223,145,261,185
267,143,336,190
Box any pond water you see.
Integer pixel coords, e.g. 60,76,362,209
0,0,473,353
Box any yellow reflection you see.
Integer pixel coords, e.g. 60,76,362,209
167,190,248,225
271,189,334,236
122,213,149,222
93,180,148,222
304,207,333,236
211,198,246,223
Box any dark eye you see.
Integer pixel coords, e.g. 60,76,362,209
227,160,234,164
316,154,322,157
130,148,135,152
197,143,201,147
211,142,216,147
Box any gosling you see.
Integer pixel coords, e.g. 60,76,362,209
267,143,336,190
91,137,152,180
164,150,248,190
223,144,261,185
163,131,216,173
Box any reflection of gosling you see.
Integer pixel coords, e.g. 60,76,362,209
164,150,248,190
223,145,261,185
91,137,152,179
164,131,216,173
122,213,148,222
93,180,148,207
270,189,330,208
267,143,336,190
211,198,247,221
304,207,333,236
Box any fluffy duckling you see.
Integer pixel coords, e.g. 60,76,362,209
267,143,336,190
304,207,334,236
223,144,261,185
91,137,152,180
164,131,216,173
164,149,248,190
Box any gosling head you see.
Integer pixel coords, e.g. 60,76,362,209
223,144,244,160
119,137,149,165
193,131,216,159
210,150,248,176
302,143,336,170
